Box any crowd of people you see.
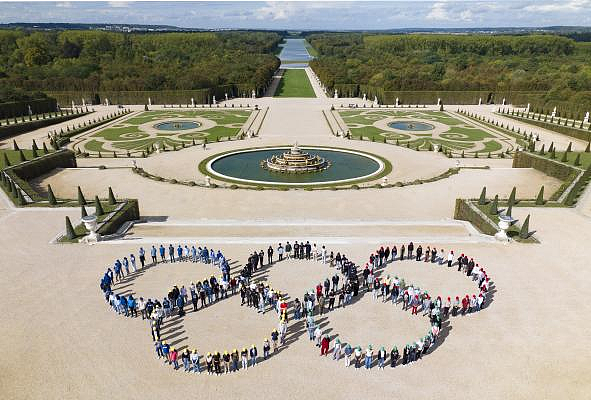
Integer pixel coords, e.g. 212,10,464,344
299,242,492,369
99,243,291,374
98,240,492,373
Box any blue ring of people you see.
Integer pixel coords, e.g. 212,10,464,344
99,241,492,374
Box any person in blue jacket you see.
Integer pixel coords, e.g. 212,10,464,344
176,295,185,317
159,245,166,263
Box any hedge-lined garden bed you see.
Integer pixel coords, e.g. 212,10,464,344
0,109,89,140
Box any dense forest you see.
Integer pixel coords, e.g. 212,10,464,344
0,30,281,95
308,33,591,111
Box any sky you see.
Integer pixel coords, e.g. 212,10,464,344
0,1,590,30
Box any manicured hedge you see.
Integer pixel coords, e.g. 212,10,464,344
0,97,57,119
454,198,498,236
0,112,88,140
564,164,591,206
5,150,76,201
97,199,140,235
512,151,579,181
504,114,591,142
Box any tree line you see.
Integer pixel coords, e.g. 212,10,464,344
0,30,282,95
307,33,591,110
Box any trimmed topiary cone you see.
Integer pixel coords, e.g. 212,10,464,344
506,198,513,217
574,153,581,166
94,196,104,216
548,142,554,153
585,142,590,153
65,216,76,240
77,186,87,206
535,186,545,205
47,185,57,205
107,187,116,205
478,187,487,205
81,205,88,218
550,148,556,159
18,150,26,162
538,144,545,155
508,187,516,205
566,142,572,152
32,146,38,158
32,140,38,151
42,142,49,154
490,195,499,215
12,140,19,151
519,215,531,239
560,151,568,162
2,152,10,167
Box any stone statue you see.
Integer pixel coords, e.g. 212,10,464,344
148,97,152,106
28,105,32,116
478,98,482,105
252,90,256,99
526,103,530,113
502,98,506,105
212,96,216,105
437,98,441,106
82,98,86,106
191,98,195,107
71,100,75,109
225,93,228,101
105,98,110,106
584,111,589,123
362,93,366,101
395,97,399,107
373,96,378,107
334,89,338,99
552,106,557,117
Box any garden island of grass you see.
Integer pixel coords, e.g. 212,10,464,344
1,19,591,400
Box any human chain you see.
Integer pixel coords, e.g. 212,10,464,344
98,240,491,374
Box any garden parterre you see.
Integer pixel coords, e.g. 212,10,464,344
339,109,515,155
78,109,253,156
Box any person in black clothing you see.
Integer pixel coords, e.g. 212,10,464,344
285,242,292,259
400,245,405,260
267,246,274,265
328,291,335,311
390,347,399,367
299,242,305,259
258,250,264,268
408,242,414,259
305,241,311,259
416,245,423,261
431,248,437,263
293,241,299,258
384,246,390,262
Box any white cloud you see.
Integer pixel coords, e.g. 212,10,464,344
524,0,591,13
256,2,296,21
426,2,450,21
108,1,130,8
55,2,72,8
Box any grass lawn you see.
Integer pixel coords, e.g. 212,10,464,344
0,149,51,168
274,69,316,98
537,151,591,169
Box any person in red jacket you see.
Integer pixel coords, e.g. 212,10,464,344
320,334,330,356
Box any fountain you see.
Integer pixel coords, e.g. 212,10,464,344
260,143,331,173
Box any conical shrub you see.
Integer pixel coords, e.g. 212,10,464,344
519,215,531,239
508,187,516,205
566,142,572,152
585,142,590,153
12,140,19,151
18,150,26,162
107,187,116,205
535,186,545,205
94,196,104,216
65,216,76,240
506,198,513,217
81,205,88,218
561,151,568,162
478,187,487,205
574,153,581,166
77,186,86,206
490,195,499,215
2,152,10,167
47,184,57,205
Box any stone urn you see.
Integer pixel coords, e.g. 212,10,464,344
155,142,161,153
81,215,100,244
205,176,211,187
433,144,440,153
381,177,388,187
495,214,513,242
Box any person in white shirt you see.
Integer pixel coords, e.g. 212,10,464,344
447,250,454,268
